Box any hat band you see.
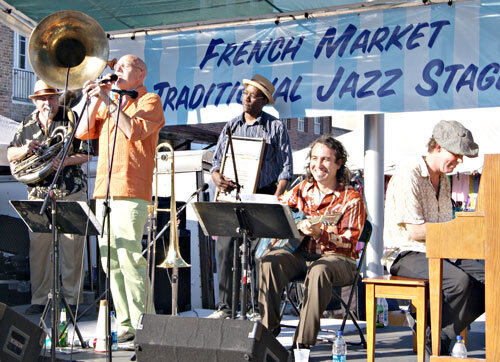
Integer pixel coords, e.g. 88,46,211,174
32,89,59,96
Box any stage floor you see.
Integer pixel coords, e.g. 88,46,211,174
12,305,485,361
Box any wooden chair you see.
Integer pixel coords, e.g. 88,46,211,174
279,220,372,347
363,275,428,362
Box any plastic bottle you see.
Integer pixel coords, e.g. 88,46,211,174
58,307,68,347
382,298,388,327
110,311,118,351
44,333,52,348
332,330,346,362
376,298,388,327
451,335,467,358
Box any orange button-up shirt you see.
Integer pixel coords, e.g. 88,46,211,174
79,86,165,201
279,180,366,259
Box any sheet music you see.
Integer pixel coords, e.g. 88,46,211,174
216,136,265,202
239,193,279,204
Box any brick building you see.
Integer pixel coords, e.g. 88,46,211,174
160,115,343,152
0,24,35,122
283,116,333,150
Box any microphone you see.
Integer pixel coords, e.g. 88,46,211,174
100,74,118,83
111,89,138,99
190,183,209,198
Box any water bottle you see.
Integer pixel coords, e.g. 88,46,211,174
44,333,52,348
332,330,346,362
58,307,68,347
382,298,388,327
110,311,118,350
110,314,118,350
376,298,388,327
451,335,467,358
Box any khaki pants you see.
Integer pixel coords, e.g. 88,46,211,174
29,190,86,305
258,249,356,345
96,198,155,334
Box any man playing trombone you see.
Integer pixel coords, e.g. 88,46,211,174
76,54,165,343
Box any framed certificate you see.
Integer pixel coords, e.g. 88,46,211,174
215,136,265,202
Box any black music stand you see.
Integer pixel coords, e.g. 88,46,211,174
10,200,100,352
192,201,301,320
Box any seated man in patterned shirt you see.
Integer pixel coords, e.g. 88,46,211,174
258,135,367,348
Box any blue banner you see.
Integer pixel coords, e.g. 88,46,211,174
109,0,500,124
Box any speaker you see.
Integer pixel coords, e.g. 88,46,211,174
0,303,46,362
135,315,288,362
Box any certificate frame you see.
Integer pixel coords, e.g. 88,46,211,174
215,136,265,202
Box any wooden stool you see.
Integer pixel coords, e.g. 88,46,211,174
363,275,428,362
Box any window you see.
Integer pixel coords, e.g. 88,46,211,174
314,118,321,134
298,117,305,132
15,34,28,69
13,33,36,102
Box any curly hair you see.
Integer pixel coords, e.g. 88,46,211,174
305,135,351,185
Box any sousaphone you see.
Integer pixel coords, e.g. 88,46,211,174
11,11,109,185
28,10,109,90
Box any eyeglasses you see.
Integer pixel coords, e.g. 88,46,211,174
242,90,264,101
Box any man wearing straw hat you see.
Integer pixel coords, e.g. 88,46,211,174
208,74,293,319
8,80,91,315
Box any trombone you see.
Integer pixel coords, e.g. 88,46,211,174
145,142,190,316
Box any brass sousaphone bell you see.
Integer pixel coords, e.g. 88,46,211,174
28,10,109,90
11,11,109,185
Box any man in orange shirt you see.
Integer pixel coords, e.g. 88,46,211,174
76,54,165,343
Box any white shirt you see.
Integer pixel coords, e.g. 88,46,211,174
382,156,453,270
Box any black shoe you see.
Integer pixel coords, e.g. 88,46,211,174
424,327,452,358
25,304,44,315
271,326,281,337
288,342,310,351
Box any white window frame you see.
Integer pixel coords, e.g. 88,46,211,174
13,33,30,70
298,117,305,132
314,117,321,134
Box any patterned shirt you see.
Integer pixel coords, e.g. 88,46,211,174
279,180,366,259
211,111,293,188
77,86,165,202
9,107,90,199
383,156,453,269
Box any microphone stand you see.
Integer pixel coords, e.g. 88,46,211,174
99,93,125,362
39,97,90,361
225,127,248,320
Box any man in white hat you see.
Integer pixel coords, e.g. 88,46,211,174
7,80,92,315
383,120,484,355
208,74,293,319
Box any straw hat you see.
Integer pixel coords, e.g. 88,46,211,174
29,80,62,99
242,74,275,104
